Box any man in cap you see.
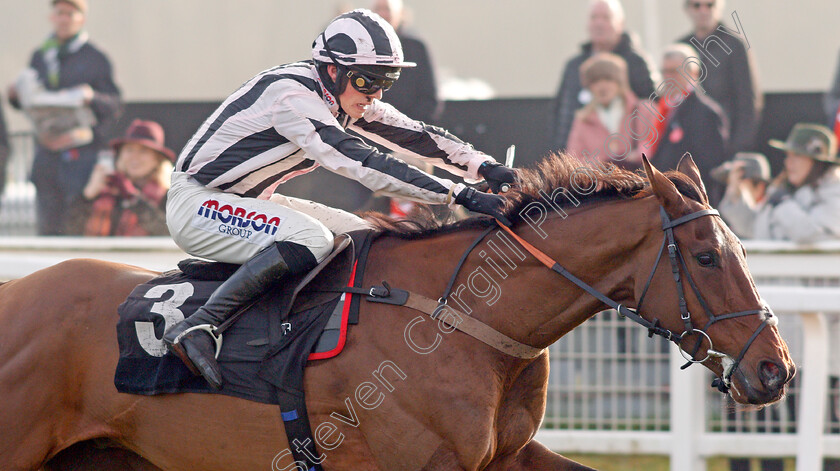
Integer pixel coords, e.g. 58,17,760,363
162,9,516,389
716,152,770,238
7,0,121,235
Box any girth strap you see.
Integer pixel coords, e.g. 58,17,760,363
316,282,545,359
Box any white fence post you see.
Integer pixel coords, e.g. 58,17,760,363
796,311,828,471
670,345,706,471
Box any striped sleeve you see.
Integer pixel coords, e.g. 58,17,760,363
273,91,464,203
348,99,495,182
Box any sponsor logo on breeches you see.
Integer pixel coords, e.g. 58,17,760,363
191,199,286,244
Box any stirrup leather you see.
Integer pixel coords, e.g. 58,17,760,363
173,324,224,359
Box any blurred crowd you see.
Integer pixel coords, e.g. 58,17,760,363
1,0,839,245
552,0,840,245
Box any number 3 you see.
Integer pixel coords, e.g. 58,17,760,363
135,282,195,357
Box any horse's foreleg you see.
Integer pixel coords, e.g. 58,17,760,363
43,441,163,471
485,440,597,471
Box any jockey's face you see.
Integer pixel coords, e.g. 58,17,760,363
328,65,384,120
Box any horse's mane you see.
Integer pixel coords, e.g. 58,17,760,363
365,152,704,239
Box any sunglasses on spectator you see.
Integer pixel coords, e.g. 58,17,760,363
690,1,715,9
346,70,397,94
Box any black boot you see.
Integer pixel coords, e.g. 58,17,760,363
164,244,294,389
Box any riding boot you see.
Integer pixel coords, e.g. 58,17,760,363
163,242,317,390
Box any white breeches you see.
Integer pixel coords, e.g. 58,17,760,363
166,172,371,264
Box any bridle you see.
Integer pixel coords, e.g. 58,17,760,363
485,205,775,394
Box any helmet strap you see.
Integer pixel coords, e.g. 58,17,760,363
319,32,355,108
315,62,347,110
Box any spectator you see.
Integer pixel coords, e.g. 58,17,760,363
67,119,173,237
371,0,441,218
645,44,728,204
371,0,440,124
7,0,121,235
566,52,646,170
550,0,657,152
825,48,840,141
678,0,761,156
715,152,771,238
751,123,840,243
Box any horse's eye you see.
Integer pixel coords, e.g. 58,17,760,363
696,253,716,267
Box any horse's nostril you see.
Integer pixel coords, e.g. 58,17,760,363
759,360,785,390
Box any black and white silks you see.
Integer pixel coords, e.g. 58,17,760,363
175,61,492,203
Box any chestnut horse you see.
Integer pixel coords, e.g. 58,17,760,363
0,155,793,471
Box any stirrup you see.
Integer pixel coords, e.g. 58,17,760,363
173,324,224,359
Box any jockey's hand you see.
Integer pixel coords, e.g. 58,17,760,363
455,187,512,226
478,161,517,194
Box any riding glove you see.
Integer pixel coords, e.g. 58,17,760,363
455,187,512,226
478,161,517,193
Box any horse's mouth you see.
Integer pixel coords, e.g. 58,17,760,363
730,364,794,406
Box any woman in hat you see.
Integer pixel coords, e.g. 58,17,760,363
68,119,174,236
749,123,840,243
566,52,646,169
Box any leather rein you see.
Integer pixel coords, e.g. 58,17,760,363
414,206,773,394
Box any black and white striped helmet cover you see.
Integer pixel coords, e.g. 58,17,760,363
312,9,416,68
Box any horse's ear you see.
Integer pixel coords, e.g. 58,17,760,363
676,153,709,205
642,154,690,217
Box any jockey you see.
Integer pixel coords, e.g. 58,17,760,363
162,8,516,389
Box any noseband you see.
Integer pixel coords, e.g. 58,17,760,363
496,206,774,394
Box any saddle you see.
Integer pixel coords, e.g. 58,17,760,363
114,230,374,402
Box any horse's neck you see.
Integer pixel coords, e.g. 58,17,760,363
512,198,659,347
369,199,656,352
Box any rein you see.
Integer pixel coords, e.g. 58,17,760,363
492,206,773,393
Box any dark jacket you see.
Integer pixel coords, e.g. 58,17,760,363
824,48,840,128
382,28,440,124
12,36,121,234
14,39,122,148
679,24,762,155
0,94,8,198
650,91,728,204
550,32,657,151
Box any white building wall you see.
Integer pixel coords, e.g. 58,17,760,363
2,0,839,129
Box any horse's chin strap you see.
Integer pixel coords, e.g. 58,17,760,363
495,206,772,396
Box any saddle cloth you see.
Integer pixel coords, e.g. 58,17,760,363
114,230,373,404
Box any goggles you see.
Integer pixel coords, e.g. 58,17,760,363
346,69,398,94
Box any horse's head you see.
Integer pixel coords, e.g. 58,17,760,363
636,154,794,405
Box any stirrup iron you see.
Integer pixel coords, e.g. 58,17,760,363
173,324,224,359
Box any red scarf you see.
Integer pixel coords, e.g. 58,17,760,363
84,174,166,236
645,99,675,157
